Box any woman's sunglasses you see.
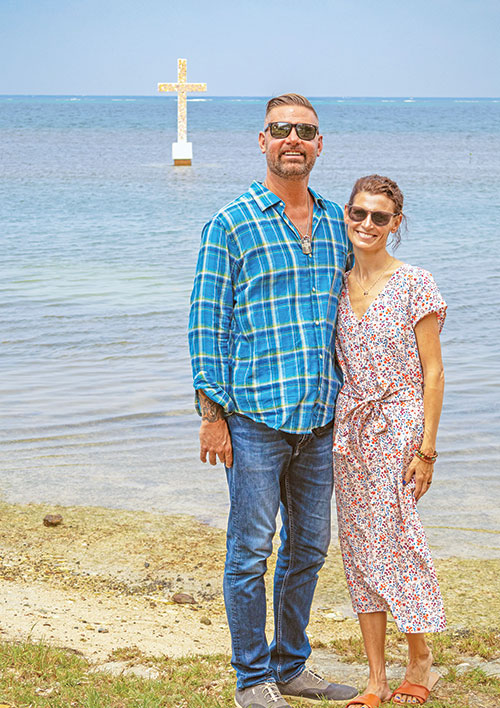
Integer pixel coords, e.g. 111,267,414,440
264,122,319,141
347,205,399,227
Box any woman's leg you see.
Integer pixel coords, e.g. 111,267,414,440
355,612,392,703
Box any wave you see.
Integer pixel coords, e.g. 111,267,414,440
0,409,196,443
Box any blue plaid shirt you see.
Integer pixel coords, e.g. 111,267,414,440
188,180,350,433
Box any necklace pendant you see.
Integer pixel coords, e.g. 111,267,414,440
301,235,312,255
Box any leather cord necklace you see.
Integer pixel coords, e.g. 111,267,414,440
297,193,312,255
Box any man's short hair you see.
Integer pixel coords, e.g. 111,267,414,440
265,93,319,121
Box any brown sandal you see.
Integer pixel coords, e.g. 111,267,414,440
391,678,435,704
346,694,382,708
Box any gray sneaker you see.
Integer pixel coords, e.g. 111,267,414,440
235,681,292,708
276,667,358,701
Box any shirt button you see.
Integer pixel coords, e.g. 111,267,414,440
315,320,320,325
312,287,316,292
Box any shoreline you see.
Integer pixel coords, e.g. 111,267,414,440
2,486,500,561
1,499,500,669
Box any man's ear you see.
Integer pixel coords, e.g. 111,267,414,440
258,131,266,154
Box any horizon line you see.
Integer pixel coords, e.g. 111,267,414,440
1,93,499,100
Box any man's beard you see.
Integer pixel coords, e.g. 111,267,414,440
266,150,316,180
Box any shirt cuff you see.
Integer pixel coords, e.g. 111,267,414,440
193,381,235,417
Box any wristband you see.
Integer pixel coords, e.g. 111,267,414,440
416,449,438,463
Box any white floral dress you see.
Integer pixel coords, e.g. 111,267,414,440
333,264,447,633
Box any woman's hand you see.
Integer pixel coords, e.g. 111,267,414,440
405,455,434,501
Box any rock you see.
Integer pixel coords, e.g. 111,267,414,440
91,661,159,680
481,661,500,678
124,665,160,680
144,562,150,568
35,686,55,696
323,611,346,622
172,592,196,605
98,627,109,633
43,514,63,527
200,616,212,626
61,646,85,656
310,648,402,685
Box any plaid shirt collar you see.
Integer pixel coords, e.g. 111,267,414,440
248,180,327,213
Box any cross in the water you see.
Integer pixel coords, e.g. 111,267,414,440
158,58,207,165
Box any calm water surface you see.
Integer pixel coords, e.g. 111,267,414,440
1,96,499,558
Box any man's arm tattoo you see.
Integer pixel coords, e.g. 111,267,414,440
199,391,224,422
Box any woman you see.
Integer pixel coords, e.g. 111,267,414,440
334,175,446,707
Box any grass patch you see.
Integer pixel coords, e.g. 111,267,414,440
0,640,234,707
429,668,500,707
377,627,500,667
427,628,499,666
429,628,500,665
459,667,500,691
1,637,500,708
327,635,367,663
107,647,149,665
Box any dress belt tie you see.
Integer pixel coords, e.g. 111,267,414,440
340,386,415,453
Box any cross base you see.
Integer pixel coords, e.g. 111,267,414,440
172,141,193,167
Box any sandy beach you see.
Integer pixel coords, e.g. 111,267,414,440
1,499,500,689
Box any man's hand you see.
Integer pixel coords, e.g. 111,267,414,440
198,390,233,467
200,418,233,467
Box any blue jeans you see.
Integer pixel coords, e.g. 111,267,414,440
224,414,333,689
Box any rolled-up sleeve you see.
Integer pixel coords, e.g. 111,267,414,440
188,217,235,415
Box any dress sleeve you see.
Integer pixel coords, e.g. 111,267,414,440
409,268,447,332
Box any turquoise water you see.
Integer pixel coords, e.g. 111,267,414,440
1,96,499,558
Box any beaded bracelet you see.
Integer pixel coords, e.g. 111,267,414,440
416,449,438,463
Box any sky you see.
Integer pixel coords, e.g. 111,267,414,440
1,0,499,97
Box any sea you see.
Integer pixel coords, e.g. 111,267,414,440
1,95,499,559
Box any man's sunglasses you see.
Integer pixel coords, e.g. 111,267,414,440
347,205,399,227
264,122,319,141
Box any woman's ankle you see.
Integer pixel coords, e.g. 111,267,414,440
365,677,391,700
405,633,433,665
408,647,433,664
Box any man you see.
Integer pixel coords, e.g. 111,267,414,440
188,94,357,708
